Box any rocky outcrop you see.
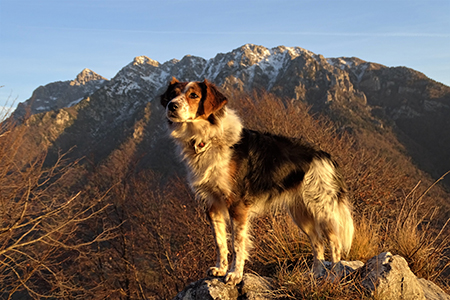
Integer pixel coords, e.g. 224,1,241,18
329,57,450,180
361,252,423,298
360,252,450,300
173,253,450,300
173,274,273,300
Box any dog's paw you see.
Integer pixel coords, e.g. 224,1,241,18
224,271,243,285
207,266,227,277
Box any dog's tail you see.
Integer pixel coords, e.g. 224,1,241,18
337,196,354,256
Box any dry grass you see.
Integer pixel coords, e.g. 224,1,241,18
259,177,450,299
271,262,373,299
349,213,383,262
229,90,450,296
387,173,450,281
253,215,312,266
2,89,449,299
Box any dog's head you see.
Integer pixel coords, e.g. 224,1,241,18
160,77,228,123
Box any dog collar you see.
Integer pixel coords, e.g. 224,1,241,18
190,140,210,154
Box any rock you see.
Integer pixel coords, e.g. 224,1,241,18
360,252,426,299
346,253,450,300
173,253,450,300
322,259,364,278
173,277,238,300
240,274,273,300
418,278,450,300
172,273,273,300
336,260,365,276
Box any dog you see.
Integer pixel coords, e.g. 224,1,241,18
160,78,354,285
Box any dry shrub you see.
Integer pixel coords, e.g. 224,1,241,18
227,90,450,290
349,213,383,262
387,174,450,281
125,173,215,298
2,84,449,299
271,261,371,300
3,87,444,298
0,118,113,299
251,214,312,273
87,156,216,299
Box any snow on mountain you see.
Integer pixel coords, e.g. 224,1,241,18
14,44,357,120
327,57,371,84
101,44,330,106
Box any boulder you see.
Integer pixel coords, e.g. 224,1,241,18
173,253,450,300
417,278,450,300
173,273,272,300
323,259,365,277
359,252,450,300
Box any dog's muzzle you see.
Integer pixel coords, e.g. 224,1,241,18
168,101,178,113
166,100,182,121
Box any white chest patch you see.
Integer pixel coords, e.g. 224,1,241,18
169,108,243,203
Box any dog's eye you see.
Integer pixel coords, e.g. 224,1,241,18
189,93,199,99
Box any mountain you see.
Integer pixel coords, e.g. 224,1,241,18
12,68,108,119
10,44,450,185
6,44,450,299
328,57,450,178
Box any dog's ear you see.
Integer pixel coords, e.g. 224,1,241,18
160,77,180,108
199,79,228,117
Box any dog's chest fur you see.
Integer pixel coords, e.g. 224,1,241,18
169,108,243,202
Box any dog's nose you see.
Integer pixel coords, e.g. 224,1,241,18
168,102,178,112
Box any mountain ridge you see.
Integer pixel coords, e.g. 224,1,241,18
12,68,108,119
16,44,450,118
10,43,450,186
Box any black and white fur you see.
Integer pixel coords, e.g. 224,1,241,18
160,78,354,285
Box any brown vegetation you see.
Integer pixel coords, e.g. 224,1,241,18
0,118,114,298
1,90,449,299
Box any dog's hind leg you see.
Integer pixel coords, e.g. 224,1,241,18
288,204,327,277
310,233,327,277
207,199,229,277
328,232,341,264
326,203,354,277
327,230,344,277
225,201,250,285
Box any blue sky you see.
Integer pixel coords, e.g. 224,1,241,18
1,0,449,108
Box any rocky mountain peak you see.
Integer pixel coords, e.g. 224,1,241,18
12,68,109,120
229,44,310,69
132,56,159,67
70,68,107,86
11,44,450,184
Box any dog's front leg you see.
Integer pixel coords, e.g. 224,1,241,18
225,201,250,285
207,200,229,277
